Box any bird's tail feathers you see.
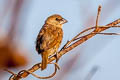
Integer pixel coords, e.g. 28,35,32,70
41,52,48,70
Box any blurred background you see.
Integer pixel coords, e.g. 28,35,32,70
0,0,120,80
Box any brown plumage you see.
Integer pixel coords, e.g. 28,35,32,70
36,14,67,70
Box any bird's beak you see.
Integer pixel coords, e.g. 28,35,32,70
60,18,68,24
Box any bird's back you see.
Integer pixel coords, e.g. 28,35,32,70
36,24,63,56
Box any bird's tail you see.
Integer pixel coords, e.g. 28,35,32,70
41,52,48,70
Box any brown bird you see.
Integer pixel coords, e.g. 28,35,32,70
36,14,67,70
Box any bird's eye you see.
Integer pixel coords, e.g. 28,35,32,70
56,18,59,21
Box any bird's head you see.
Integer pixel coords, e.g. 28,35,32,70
45,14,68,28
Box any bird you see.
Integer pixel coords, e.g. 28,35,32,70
36,14,67,70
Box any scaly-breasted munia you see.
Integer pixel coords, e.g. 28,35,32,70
36,14,67,70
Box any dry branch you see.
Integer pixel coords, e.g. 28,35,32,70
7,5,120,80
12,18,120,80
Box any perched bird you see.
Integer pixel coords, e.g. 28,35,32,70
36,14,67,70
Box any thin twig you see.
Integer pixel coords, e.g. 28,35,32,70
62,25,120,46
96,5,101,29
61,7,103,50
74,32,120,41
18,65,57,79
4,69,16,75
6,62,59,79
93,32,120,35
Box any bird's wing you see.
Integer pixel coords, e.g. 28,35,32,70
36,26,63,53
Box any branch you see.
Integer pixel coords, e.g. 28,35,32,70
11,18,120,80
96,5,101,29
6,5,120,80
